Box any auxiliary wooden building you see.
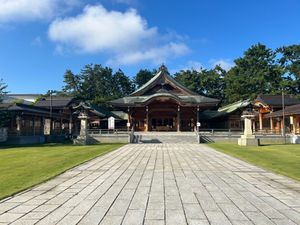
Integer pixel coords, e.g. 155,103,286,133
111,65,220,132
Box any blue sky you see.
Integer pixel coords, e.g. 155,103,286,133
0,0,299,94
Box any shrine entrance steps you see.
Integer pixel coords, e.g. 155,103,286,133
133,132,198,144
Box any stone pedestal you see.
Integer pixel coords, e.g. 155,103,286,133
74,114,89,145
238,114,260,146
291,135,300,144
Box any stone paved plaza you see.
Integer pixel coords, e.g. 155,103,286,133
0,144,300,225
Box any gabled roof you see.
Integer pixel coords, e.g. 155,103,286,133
199,99,251,120
1,95,33,105
111,65,220,107
255,94,300,108
111,93,219,106
218,99,251,113
35,96,75,108
72,102,108,117
130,65,198,96
1,102,61,117
264,104,300,118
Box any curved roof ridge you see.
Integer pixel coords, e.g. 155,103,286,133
129,70,162,96
129,66,199,96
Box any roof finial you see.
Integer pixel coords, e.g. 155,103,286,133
159,63,168,72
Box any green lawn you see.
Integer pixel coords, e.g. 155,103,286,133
208,143,300,181
0,143,124,200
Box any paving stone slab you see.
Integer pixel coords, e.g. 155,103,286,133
0,144,299,225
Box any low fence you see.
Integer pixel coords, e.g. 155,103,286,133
198,129,243,136
87,129,131,144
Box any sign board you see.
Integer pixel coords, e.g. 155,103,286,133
108,116,115,130
197,122,201,127
290,116,294,125
126,122,131,127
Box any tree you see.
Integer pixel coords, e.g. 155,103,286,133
174,66,225,100
0,79,10,128
62,70,81,95
0,79,8,102
61,64,135,106
277,45,300,94
200,66,226,100
113,70,135,97
133,69,156,88
174,69,201,94
224,43,283,103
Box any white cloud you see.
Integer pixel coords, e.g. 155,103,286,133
48,4,189,65
108,42,189,65
210,59,234,71
0,0,80,23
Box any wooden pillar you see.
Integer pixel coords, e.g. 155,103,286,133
196,105,199,132
127,107,131,131
292,116,296,134
33,117,36,136
259,112,263,130
252,121,256,133
276,120,281,134
69,113,73,136
177,105,180,132
270,117,274,132
296,116,300,134
40,117,44,135
281,119,284,135
60,117,63,135
16,116,21,135
146,106,149,132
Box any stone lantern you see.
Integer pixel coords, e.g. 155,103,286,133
73,102,91,145
238,110,260,146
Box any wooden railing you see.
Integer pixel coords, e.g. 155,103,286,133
198,129,243,136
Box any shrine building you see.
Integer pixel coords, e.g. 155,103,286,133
110,65,220,132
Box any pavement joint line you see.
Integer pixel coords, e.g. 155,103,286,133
76,145,146,225
0,144,299,225
119,148,154,225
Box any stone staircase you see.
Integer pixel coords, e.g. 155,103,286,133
133,132,198,144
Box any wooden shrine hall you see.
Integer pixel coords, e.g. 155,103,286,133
111,65,220,132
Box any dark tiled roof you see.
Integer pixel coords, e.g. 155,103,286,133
111,93,219,106
265,104,300,118
111,66,220,106
35,97,75,108
2,103,60,117
130,69,198,96
255,95,300,107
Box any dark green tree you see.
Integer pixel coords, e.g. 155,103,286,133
80,64,115,105
62,70,81,95
113,70,135,97
0,79,10,128
61,64,134,106
200,65,226,100
174,69,201,94
174,66,225,100
224,43,283,103
277,45,300,94
0,79,8,102
133,69,155,88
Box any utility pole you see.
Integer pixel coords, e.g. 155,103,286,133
282,88,286,144
49,90,54,135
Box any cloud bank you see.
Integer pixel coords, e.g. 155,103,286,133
48,4,189,65
0,0,79,23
